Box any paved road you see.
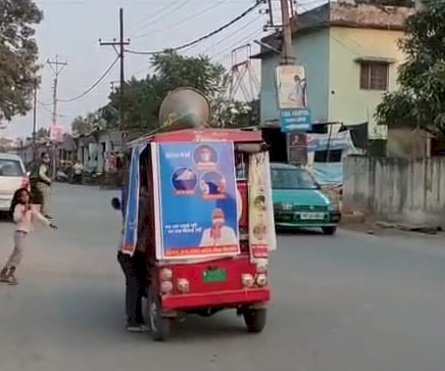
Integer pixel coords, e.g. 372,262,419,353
1,184,445,371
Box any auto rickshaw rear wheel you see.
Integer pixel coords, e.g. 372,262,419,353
243,308,267,333
148,289,171,341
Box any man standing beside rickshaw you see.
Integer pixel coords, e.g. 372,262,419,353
114,150,151,332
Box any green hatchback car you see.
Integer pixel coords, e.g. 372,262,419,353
271,163,341,235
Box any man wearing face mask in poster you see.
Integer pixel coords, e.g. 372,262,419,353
30,153,53,219
199,208,237,247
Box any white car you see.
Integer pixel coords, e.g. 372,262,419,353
0,153,29,212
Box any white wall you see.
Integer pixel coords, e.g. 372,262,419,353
344,156,445,227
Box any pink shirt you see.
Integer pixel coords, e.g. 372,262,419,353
13,204,50,233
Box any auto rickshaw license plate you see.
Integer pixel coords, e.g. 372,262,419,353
204,269,227,283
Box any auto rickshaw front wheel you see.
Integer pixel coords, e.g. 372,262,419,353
243,308,267,333
148,289,171,341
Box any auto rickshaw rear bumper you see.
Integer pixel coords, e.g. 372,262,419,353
162,288,270,312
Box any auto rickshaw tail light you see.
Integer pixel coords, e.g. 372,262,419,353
256,273,268,287
242,274,255,288
160,281,173,294
256,262,268,274
160,268,173,281
177,278,190,293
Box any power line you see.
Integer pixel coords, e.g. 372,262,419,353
133,0,192,39
194,14,262,54
131,0,182,32
38,101,53,114
213,29,263,61
59,57,119,103
134,0,229,40
126,0,262,55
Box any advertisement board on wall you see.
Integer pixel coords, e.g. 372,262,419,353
276,65,307,110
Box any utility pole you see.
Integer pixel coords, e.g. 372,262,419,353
32,85,38,162
280,0,295,65
47,56,67,127
47,55,67,177
100,8,130,149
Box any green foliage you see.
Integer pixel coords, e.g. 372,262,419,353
0,0,42,122
376,0,445,135
108,76,162,131
211,98,259,128
151,50,226,99
84,51,258,133
36,127,49,138
71,112,106,136
107,51,228,131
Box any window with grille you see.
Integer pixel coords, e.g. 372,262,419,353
360,62,389,91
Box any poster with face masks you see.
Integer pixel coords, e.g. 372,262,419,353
152,141,240,260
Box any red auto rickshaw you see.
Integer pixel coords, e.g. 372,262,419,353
120,92,276,341
135,129,276,340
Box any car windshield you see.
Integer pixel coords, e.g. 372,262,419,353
271,167,319,190
0,159,24,177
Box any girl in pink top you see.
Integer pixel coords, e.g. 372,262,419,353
0,188,57,285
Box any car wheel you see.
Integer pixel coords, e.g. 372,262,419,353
322,226,337,235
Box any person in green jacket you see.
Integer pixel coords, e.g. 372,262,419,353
30,153,53,219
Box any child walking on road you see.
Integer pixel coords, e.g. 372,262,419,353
0,188,57,285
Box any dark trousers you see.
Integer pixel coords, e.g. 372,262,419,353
117,251,147,325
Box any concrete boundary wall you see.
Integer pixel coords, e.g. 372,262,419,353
344,156,445,227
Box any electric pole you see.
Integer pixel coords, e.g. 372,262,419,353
47,56,67,128
280,0,295,65
47,55,67,177
99,8,130,148
32,85,38,162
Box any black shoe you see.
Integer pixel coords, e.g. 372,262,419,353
0,267,9,283
126,323,150,333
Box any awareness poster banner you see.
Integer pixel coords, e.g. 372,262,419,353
155,142,240,259
249,151,277,260
123,144,146,256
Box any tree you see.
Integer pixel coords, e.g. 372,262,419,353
211,98,259,128
376,1,445,135
36,127,49,139
106,51,255,131
151,50,226,99
107,76,162,132
71,112,106,136
0,0,42,123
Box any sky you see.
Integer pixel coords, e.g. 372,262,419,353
3,0,326,139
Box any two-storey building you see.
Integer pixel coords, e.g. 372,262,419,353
254,0,414,140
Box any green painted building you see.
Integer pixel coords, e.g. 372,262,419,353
254,0,414,139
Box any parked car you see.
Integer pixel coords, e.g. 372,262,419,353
271,162,341,235
0,153,29,213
